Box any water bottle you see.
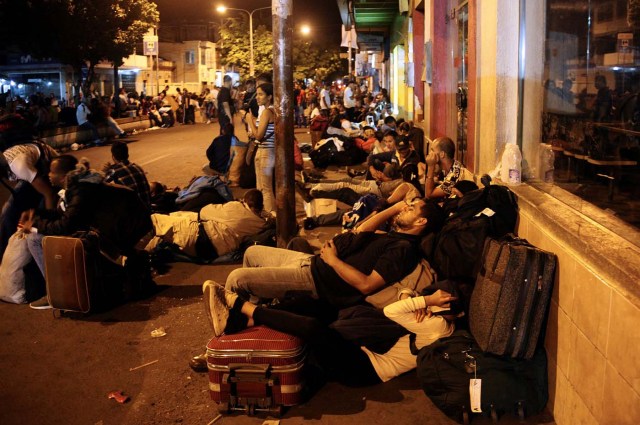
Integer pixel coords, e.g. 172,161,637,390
501,144,522,185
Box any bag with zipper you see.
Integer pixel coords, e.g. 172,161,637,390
469,235,556,359
416,330,548,424
431,175,518,281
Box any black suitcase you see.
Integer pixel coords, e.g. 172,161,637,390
469,235,556,359
416,330,548,424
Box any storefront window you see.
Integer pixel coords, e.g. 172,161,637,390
535,0,640,232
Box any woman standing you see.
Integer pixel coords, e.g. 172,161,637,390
246,83,276,214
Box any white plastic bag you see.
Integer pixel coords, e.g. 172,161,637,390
501,144,523,185
0,232,31,304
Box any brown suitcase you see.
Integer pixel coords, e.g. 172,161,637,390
42,234,126,313
43,236,96,313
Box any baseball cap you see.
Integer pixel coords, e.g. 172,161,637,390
396,138,411,151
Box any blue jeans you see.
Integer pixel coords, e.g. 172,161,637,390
255,147,275,214
26,232,45,277
225,245,316,302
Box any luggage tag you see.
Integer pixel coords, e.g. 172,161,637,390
475,208,495,218
465,352,482,413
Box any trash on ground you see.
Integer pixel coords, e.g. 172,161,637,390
207,414,222,424
150,327,167,338
107,390,130,404
129,359,159,371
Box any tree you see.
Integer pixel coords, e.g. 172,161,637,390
1,0,158,102
218,17,344,82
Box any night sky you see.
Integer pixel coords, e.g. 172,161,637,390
153,0,343,47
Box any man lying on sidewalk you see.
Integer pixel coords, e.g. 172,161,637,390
225,196,445,308
145,189,270,263
189,197,446,371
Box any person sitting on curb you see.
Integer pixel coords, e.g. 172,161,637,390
386,136,475,203
102,141,151,209
20,155,151,309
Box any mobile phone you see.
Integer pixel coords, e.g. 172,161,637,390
366,115,375,127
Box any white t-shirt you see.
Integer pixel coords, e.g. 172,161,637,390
361,296,455,382
320,88,331,109
76,103,91,126
343,86,356,108
3,144,41,182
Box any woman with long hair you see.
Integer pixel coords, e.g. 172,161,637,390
246,83,276,214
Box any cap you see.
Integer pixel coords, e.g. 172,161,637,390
396,138,411,151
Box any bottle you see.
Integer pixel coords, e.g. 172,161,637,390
501,144,522,185
539,143,555,183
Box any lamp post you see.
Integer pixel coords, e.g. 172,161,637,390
216,4,270,77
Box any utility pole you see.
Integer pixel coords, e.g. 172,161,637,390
272,0,296,247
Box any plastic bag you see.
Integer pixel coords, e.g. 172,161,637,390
0,232,31,304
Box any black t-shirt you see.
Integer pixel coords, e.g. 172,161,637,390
310,231,420,308
217,87,234,117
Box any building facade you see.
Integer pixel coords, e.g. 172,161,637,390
339,1,640,424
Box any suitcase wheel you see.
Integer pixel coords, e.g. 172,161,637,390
517,401,525,422
269,405,284,418
245,404,255,416
490,405,498,423
217,402,230,415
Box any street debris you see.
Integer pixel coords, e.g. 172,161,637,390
206,414,222,424
129,359,159,371
150,327,167,338
107,391,130,404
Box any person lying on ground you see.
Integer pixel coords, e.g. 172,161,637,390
223,197,445,308
298,137,422,204
145,189,269,263
203,280,459,385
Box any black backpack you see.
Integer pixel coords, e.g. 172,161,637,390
416,330,548,424
432,175,518,281
309,138,338,169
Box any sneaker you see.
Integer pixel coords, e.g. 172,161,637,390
206,120,211,124
188,353,208,373
303,217,317,230
295,181,313,203
29,296,52,310
118,132,128,139
203,281,230,337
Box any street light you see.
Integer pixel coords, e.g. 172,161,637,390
216,4,270,77
300,25,311,36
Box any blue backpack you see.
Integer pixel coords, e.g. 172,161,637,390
342,193,381,230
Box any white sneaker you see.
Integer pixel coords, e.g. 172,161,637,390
203,281,230,337
206,120,211,124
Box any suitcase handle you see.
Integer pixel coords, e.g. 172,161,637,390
228,363,271,374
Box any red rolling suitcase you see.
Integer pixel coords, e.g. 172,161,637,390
206,326,306,416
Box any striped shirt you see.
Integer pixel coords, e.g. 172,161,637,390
259,122,275,149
